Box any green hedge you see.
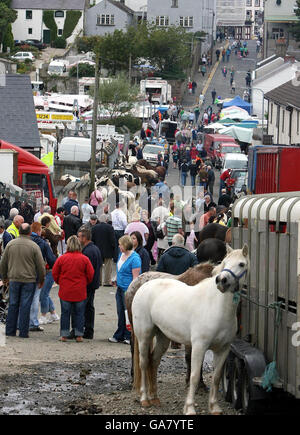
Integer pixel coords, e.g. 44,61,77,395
52,37,67,48
2,24,14,52
63,10,82,39
43,10,57,43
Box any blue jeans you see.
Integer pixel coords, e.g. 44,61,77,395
40,271,55,314
113,287,130,341
60,299,86,337
30,286,41,327
181,172,188,186
6,281,36,338
191,175,196,186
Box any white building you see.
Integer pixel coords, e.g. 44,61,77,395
265,79,300,145
264,0,300,60
245,0,264,36
11,0,87,45
147,0,216,53
252,56,299,119
216,0,248,39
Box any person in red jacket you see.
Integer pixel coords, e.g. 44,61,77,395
52,235,94,342
219,168,232,196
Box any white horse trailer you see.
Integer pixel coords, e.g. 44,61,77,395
222,192,300,414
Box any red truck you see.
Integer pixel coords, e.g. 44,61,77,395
248,145,300,194
0,140,57,213
204,134,238,167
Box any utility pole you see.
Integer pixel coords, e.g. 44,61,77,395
128,52,132,83
89,48,100,196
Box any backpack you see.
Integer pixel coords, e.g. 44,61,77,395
181,163,189,173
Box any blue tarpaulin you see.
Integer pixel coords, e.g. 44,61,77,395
223,95,253,114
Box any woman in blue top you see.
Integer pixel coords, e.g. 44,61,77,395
108,235,141,345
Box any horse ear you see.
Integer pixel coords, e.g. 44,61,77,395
226,244,233,254
242,244,249,257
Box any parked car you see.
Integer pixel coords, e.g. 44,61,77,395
225,169,248,198
14,40,26,47
25,39,46,50
11,51,35,62
221,152,248,173
215,143,241,169
142,144,165,165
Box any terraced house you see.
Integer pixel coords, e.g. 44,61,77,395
11,0,88,45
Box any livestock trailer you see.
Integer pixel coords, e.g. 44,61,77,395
222,192,300,414
248,145,300,194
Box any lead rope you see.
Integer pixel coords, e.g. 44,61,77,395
233,291,283,392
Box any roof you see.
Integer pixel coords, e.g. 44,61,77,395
108,0,134,14
88,0,134,14
0,74,41,149
11,0,86,10
265,79,300,110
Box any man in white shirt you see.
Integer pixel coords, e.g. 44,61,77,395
81,197,94,224
151,198,170,224
111,202,128,246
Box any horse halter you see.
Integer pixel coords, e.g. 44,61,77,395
221,268,247,292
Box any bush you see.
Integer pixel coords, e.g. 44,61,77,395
69,62,95,78
43,11,57,43
114,115,142,134
52,37,67,49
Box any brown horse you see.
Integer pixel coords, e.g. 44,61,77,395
125,262,215,389
137,159,166,180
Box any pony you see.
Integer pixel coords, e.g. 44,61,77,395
196,238,227,264
131,244,249,414
198,223,231,245
125,262,215,386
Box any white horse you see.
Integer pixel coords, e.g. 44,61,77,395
132,244,249,415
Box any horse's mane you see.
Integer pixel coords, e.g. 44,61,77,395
211,260,225,276
177,262,214,286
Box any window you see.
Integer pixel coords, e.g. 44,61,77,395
97,14,115,25
58,29,63,36
246,0,252,5
28,28,32,34
55,10,64,18
179,16,194,27
155,16,169,26
26,10,32,19
270,103,273,123
255,0,260,6
272,27,284,39
171,0,178,6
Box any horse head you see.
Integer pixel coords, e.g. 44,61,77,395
214,244,249,294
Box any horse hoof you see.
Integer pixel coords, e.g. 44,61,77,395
150,398,161,407
141,400,151,408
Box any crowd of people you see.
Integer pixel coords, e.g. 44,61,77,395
0,162,234,343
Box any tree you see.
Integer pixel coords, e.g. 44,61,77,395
0,0,17,51
292,0,300,43
139,24,193,79
95,73,139,122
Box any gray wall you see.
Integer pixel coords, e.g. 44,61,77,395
85,1,133,36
